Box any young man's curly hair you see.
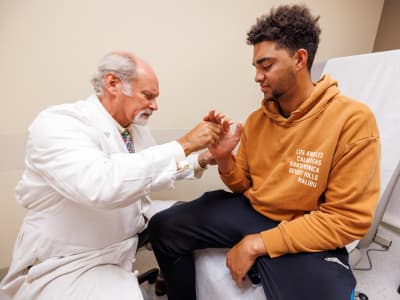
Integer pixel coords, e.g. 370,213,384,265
247,4,321,71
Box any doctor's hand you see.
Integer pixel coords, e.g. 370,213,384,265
226,233,266,288
202,109,226,124
177,120,222,156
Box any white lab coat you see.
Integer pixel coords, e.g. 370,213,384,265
0,95,203,299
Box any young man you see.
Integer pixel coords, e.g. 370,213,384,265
149,5,380,300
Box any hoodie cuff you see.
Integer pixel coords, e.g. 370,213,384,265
260,225,290,258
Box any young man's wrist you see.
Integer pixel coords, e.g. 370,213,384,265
217,154,235,175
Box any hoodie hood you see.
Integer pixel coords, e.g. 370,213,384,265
261,74,340,125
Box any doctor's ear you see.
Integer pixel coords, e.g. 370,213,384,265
104,73,121,95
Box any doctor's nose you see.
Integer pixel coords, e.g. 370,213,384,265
149,99,158,111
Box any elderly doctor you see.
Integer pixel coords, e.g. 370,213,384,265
0,51,225,300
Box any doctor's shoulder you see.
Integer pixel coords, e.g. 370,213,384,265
28,100,92,143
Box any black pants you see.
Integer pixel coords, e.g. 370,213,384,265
148,190,356,300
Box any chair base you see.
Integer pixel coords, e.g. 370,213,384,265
138,268,159,285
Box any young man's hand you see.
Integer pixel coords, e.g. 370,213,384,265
226,233,266,288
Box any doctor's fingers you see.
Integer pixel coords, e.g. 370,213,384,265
188,121,221,147
203,110,226,125
203,109,216,121
214,112,226,125
202,120,222,134
201,122,223,144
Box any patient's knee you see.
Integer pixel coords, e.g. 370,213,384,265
148,204,190,251
148,211,164,236
148,209,174,244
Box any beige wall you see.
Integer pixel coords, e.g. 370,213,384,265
0,0,384,268
373,0,400,52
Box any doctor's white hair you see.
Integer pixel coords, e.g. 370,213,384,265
91,53,137,96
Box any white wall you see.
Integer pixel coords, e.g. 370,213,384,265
0,0,384,268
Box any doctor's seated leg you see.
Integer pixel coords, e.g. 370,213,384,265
15,264,144,300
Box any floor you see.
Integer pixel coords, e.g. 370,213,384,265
352,223,400,300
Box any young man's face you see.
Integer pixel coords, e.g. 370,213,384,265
252,41,297,103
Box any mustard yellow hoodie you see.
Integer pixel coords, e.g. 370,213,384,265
220,74,380,258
